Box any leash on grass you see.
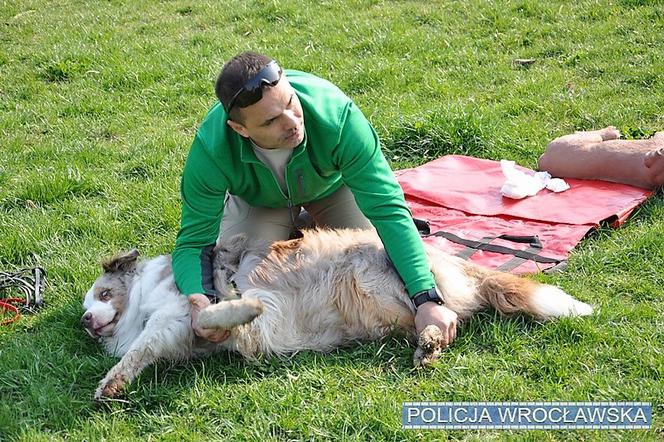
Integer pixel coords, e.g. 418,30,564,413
0,267,46,325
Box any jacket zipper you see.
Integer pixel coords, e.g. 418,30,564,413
255,162,297,229
284,166,296,227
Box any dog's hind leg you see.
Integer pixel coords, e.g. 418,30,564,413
95,310,193,400
413,325,445,368
427,248,491,320
340,249,415,334
196,296,264,329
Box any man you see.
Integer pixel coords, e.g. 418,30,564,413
173,51,458,346
539,126,664,189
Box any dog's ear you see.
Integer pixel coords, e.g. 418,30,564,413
102,249,140,274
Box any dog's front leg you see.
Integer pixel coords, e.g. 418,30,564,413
95,310,192,400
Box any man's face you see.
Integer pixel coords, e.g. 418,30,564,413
227,75,305,150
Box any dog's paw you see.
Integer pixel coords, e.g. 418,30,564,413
413,325,445,369
94,374,128,400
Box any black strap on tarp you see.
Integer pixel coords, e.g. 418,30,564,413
413,217,565,272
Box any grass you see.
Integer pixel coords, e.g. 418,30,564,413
1,0,663,440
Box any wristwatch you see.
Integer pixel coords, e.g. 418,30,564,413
411,287,444,310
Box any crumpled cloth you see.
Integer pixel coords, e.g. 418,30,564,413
500,160,570,199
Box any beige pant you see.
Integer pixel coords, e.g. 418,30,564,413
219,185,373,244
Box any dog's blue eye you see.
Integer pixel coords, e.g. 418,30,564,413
99,290,111,301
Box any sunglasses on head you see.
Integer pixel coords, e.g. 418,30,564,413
224,61,283,114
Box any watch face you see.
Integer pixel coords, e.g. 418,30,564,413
424,288,443,306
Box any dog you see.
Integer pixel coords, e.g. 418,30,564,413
82,228,593,399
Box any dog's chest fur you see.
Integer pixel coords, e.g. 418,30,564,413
101,256,193,357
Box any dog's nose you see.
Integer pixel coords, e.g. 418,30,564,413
81,312,93,327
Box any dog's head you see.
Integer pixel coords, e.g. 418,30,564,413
81,249,139,339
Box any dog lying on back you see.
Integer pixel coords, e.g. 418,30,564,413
82,228,593,399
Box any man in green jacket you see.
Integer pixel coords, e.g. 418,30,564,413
173,51,458,346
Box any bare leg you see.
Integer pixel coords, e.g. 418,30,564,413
644,132,664,187
545,126,621,150
539,127,664,189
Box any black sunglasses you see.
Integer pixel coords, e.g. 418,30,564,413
225,61,283,114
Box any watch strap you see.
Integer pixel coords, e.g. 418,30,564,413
411,287,443,309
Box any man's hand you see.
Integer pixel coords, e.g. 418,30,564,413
414,302,458,347
644,148,664,188
188,294,230,343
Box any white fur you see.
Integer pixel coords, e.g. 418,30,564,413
530,285,594,319
104,256,190,357
82,294,117,330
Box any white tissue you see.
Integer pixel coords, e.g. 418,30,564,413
545,178,570,193
500,160,569,199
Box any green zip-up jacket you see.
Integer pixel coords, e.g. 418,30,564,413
173,70,435,298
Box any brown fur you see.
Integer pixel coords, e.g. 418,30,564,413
84,228,592,399
206,229,592,360
102,249,139,273
480,272,538,316
269,237,303,261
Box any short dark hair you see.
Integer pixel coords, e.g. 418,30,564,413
215,51,273,122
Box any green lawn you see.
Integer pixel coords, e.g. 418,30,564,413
1,0,662,440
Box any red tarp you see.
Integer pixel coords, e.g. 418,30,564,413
396,155,654,273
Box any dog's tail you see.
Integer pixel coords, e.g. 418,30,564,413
427,248,592,320
476,271,593,320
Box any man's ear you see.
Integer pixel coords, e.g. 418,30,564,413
227,119,249,138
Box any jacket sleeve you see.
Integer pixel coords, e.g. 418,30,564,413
332,102,435,297
172,134,229,296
